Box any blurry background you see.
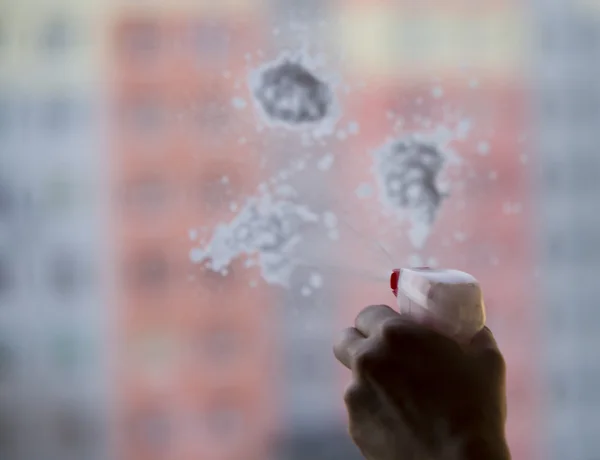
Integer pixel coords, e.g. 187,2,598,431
0,0,598,459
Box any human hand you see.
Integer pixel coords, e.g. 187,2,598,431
334,305,510,460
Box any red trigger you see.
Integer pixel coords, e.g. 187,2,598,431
390,269,401,297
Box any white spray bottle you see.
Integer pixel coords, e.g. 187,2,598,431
390,267,486,344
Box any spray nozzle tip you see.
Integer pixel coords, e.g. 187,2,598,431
390,269,401,297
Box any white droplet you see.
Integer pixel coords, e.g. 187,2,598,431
355,183,373,199
453,232,467,242
189,229,198,241
477,142,490,155
468,78,480,88
456,119,472,140
301,286,312,297
323,212,338,229
317,154,334,171
409,254,424,266
309,272,323,289
431,86,444,98
347,121,360,134
294,160,306,171
190,248,205,263
231,98,247,109
426,257,439,267
221,176,230,184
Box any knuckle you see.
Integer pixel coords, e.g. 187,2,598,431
343,382,364,406
352,347,380,373
482,348,506,373
379,317,407,343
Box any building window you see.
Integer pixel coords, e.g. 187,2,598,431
539,22,559,55
0,258,13,298
129,409,171,450
194,92,230,132
0,97,10,137
39,17,73,54
51,332,89,373
540,94,561,124
189,21,230,61
200,328,239,365
195,172,238,211
48,253,86,297
119,21,161,59
0,22,5,50
570,87,600,124
122,178,168,214
125,99,166,134
194,264,235,292
204,402,243,443
276,428,363,460
45,178,74,213
52,407,97,452
546,233,566,261
0,342,13,382
39,96,78,134
0,410,18,458
543,161,563,190
289,347,328,382
0,182,12,219
129,252,169,289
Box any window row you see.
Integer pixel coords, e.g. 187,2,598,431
118,174,245,214
123,252,236,291
116,92,244,136
0,96,89,137
0,17,80,55
115,20,248,62
0,405,103,457
0,254,93,298
538,91,600,124
127,403,248,449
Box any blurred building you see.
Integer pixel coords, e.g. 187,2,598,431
0,1,560,460
110,3,279,460
0,1,110,459
533,2,600,459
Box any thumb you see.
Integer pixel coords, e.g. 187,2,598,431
469,326,499,353
468,326,506,378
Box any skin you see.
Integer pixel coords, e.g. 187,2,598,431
334,305,511,460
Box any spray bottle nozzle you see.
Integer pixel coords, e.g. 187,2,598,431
390,269,400,296
390,267,432,297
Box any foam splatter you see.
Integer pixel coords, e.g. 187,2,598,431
373,137,448,248
189,193,332,287
248,53,340,137
251,58,333,125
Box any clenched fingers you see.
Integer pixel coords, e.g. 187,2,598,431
333,327,366,369
355,304,400,337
